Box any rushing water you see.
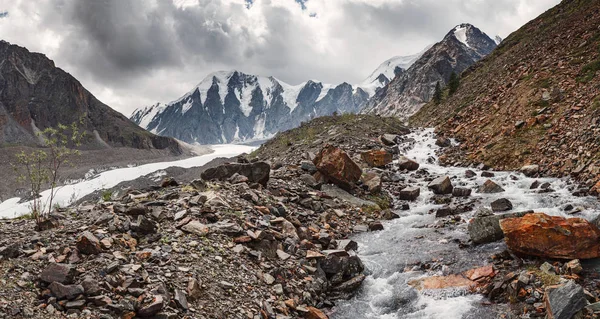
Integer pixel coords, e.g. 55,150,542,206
0,144,256,219
332,128,600,319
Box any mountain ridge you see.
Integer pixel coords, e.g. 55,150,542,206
0,40,183,154
362,23,497,119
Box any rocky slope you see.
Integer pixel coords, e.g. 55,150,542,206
363,24,498,119
129,50,431,145
3,114,600,318
0,41,182,154
410,0,600,188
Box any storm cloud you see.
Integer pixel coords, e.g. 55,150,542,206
0,0,560,114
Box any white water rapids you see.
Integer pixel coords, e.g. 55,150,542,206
0,144,256,219
332,128,600,319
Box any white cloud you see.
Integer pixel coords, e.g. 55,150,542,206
0,0,560,114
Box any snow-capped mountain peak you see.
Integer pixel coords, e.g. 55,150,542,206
453,24,471,48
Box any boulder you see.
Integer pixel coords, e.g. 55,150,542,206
427,176,453,195
40,263,75,284
478,180,505,193
545,281,587,319
520,165,539,177
306,307,329,319
397,156,419,171
201,162,270,186
76,231,102,255
435,205,458,218
500,213,600,259
361,172,382,194
481,171,495,177
435,137,451,147
468,211,530,244
181,220,210,237
313,145,362,191
491,198,513,212
300,160,318,173
452,187,471,197
399,186,420,201
380,134,399,146
137,295,165,317
361,150,392,168
465,170,477,178
48,282,84,300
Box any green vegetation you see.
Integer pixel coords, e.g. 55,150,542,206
577,59,600,83
433,82,442,104
448,72,460,95
12,116,86,228
102,190,113,202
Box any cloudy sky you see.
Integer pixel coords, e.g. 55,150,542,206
0,0,560,115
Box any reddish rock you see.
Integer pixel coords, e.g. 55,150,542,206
500,213,600,259
397,156,420,171
361,150,392,168
306,307,328,319
409,274,475,290
76,231,102,255
313,145,362,191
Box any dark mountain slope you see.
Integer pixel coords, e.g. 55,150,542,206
0,41,182,154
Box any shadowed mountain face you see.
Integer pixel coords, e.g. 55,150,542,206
0,41,182,154
362,24,497,119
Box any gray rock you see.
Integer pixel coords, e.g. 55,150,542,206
48,282,84,300
452,187,472,197
380,134,399,146
201,162,270,186
174,289,189,310
435,137,451,147
81,277,101,296
181,220,209,237
300,161,318,173
337,240,358,252
428,176,453,195
397,156,420,171
491,198,513,212
0,242,21,259
545,281,587,319
174,210,188,221
299,174,320,189
399,186,420,201
465,170,477,178
478,179,505,193
468,211,531,244
321,184,378,208
131,215,156,234
190,179,207,191
137,295,164,317
520,165,539,177
40,263,75,284
436,205,458,218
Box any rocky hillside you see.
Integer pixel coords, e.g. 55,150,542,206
0,114,413,319
0,41,182,154
363,24,498,119
410,0,600,187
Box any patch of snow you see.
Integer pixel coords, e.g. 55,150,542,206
494,35,503,45
253,115,267,138
359,44,433,96
0,144,256,218
454,25,470,48
238,80,257,117
316,83,334,102
181,99,193,115
276,79,305,112
257,76,276,107
133,103,166,130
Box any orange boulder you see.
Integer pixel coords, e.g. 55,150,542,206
313,145,362,190
500,213,600,259
361,150,393,168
